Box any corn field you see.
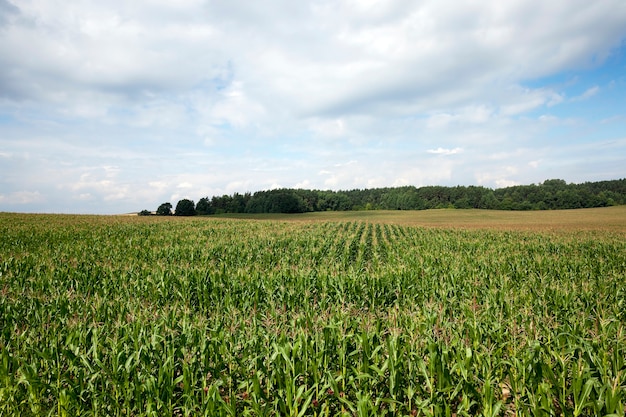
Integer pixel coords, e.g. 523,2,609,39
1,213,625,416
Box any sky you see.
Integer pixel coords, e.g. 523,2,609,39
1,0,625,214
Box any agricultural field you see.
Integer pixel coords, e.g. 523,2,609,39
1,209,625,416
216,206,626,232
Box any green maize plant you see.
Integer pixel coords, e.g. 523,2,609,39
0,212,624,416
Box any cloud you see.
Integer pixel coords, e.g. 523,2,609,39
570,86,600,102
334,160,358,167
498,87,564,115
427,147,463,156
494,178,519,188
426,105,497,129
0,0,19,29
0,0,625,213
3,1,623,115
0,191,44,205
475,171,520,189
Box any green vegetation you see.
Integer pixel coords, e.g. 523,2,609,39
175,199,196,217
179,178,626,215
156,202,173,216
1,212,625,416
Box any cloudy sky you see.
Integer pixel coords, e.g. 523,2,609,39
1,0,625,214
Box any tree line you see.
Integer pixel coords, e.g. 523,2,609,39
140,178,626,216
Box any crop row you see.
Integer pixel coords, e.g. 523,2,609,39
0,213,625,416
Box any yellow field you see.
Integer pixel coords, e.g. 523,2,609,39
214,205,626,232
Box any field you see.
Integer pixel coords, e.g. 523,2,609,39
215,206,626,232
1,208,625,416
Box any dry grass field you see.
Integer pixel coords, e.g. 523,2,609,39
215,205,626,232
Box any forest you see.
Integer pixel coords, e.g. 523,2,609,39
147,178,626,215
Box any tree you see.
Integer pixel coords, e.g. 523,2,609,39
267,190,306,213
175,199,196,216
138,209,152,216
195,197,213,215
156,202,172,216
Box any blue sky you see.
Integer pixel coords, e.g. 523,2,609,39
1,0,625,214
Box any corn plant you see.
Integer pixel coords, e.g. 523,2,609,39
0,213,624,416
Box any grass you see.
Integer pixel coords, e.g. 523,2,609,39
0,208,625,416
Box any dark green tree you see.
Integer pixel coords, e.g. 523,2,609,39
156,202,172,216
175,199,196,216
195,197,213,215
193,178,626,214
138,209,152,216
267,190,306,213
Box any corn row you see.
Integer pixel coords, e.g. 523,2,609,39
0,213,624,416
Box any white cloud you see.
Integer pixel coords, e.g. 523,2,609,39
499,88,557,115
538,114,558,123
0,0,625,213
600,115,623,124
0,191,44,205
475,171,520,189
295,179,312,189
427,147,463,155
148,181,168,191
495,178,519,188
426,113,455,129
334,160,358,167
571,86,600,102
427,106,494,128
